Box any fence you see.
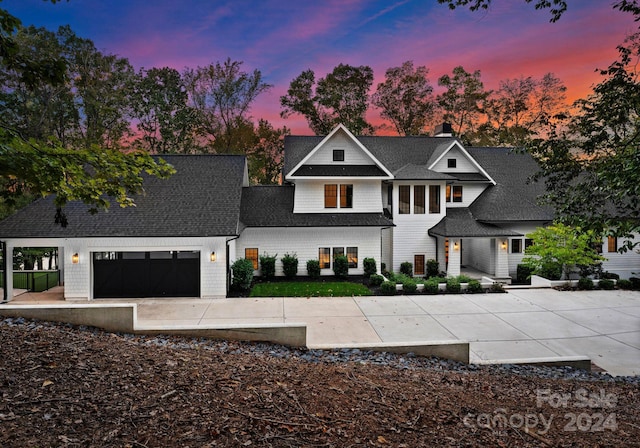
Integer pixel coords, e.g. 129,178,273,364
0,270,60,292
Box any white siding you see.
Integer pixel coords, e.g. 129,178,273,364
293,179,383,213
464,238,495,274
237,227,382,276
600,234,640,279
432,145,478,173
306,131,374,165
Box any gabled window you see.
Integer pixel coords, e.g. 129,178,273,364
447,158,457,168
414,185,425,214
333,149,345,162
245,248,258,270
429,185,440,213
399,185,410,214
324,184,337,208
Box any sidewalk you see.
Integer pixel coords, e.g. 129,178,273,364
134,289,640,377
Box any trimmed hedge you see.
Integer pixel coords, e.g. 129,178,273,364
231,258,254,290
400,261,413,277
466,279,483,294
369,274,384,287
281,253,298,278
363,258,377,278
598,279,615,290
380,281,396,296
446,277,461,293
306,259,320,279
577,277,594,290
333,255,349,278
259,253,276,279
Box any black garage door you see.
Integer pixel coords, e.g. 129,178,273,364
93,251,200,298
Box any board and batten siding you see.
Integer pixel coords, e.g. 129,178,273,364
59,236,228,300
236,227,382,277
305,131,373,165
292,179,383,213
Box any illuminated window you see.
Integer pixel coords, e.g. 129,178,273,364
319,248,330,269
414,185,425,214
245,248,258,269
607,236,617,253
452,185,463,203
340,184,353,208
414,255,425,276
347,247,358,268
324,184,337,208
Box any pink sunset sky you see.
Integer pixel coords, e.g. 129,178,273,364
6,0,638,134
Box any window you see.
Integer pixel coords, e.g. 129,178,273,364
447,158,457,168
446,185,451,202
333,149,345,161
525,238,534,250
429,185,440,213
452,185,463,203
340,184,353,208
414,185,425,214
347,247,358,268
94,252,117,261
511,239,522,254
607,236,618,253
319,248,330,269
414,255,425,276
333,247,344,259
387,184,393,206
245,248,258,269
324,184,337,208
399,185,410,214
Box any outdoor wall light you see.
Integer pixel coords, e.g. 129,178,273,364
210,251,217,262
72,253,79,264
501,241,508,250
453,242,460,251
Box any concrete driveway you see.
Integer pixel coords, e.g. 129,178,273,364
135,288,640,377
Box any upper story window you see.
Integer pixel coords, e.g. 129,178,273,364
607,236,618,253
429,185,440,213
325,184,352,209
414,185,425,214
399,185,410,214
447,158,457,168
333,149,345,161
446,185,463,202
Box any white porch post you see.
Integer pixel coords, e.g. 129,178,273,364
447,238,461,277
3,241,13,301
495,238,509,278
436,237,446,273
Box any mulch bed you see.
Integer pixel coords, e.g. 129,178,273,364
1,320,639,447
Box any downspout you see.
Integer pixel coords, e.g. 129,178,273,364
225,235,240,295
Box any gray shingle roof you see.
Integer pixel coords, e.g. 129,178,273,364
290,164,387,177
450,172,491,182
429,208,522,238
240,186,393,228
0,155,247,238
467,147,555,222
393,164,456,180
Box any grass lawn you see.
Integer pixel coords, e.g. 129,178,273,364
249,281,372,297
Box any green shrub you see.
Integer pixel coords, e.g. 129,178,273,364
457,274,472,283
446,277,461,293
363,258,377,278
380,281,396,296
577,277,594,290
400,261,413,277
426,259,440,278
490,282,505,293
394,273,411,284
402,278,418,294
369,274,384,287
231,258,254,290
466,279,483,294
630,277,640,290
381,262,388,276
598,279,615,290
424,278,440,294
333,255,349,278
281,253,299,279
431,276,447,284
617,279,632,290
516,264,533,284
306,259,320,279
539,262,562,280
259,253,276,279
601,271,619,280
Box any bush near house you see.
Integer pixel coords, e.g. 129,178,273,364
400,261,413,277
402,278,418,294
306,259,320,279
369,274,384,287
231,258,254,290
617,279,633,290
380,281,396,296
333,255,349,279
516,264,533,284
281,253,298,279
424,278,440,294
426,259,440,278
466,279,483,294
598,279,615,290
363,258,377,278
446,277,461,293
630,277,640,290
259,253,277,280
577,277,594,290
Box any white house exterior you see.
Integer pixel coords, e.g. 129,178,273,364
1,124,638,300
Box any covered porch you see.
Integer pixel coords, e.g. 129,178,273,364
429,208,521,282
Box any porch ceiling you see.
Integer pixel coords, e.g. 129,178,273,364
428,208,522,238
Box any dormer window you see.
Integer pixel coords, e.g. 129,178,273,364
447,158,457,168
333,149,345,162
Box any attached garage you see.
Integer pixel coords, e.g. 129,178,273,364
93,251,200,298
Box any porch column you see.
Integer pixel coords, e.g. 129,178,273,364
436,237,446,273
447,238,461,277
2,241,13,302
495,238,509,278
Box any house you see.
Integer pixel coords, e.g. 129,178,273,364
0,124,638,300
